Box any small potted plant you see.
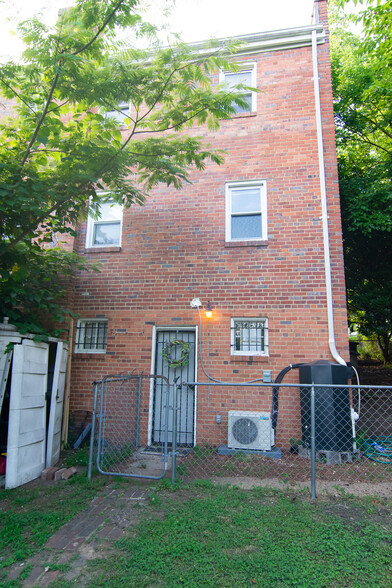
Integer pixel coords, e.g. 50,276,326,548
290,438,303,455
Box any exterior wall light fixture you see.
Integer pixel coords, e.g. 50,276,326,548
205,302,213,319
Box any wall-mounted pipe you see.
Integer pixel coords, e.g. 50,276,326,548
312,29,346,366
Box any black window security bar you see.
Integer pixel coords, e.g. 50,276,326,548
75,321,108,351
232,320,267,353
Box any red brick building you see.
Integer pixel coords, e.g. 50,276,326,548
68,0,349,449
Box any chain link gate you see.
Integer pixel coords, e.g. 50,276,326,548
88,374,172,480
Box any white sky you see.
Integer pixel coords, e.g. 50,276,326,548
0,0,317,60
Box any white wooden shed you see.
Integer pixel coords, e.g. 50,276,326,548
0,319,68,489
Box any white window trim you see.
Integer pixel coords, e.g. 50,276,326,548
85,195,123,249
231,317,269,356
225,179,267,242
75,319,108,354
219,62,257,113
105,102,131,126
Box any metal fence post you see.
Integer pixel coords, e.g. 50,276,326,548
88,382,99,481
96,379,105,474
135,375,142,446
310,383,317,499
163,381,169,474
171,383,180,486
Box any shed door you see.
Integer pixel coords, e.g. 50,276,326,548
153,329,196,446
46,342,68,468
6,340,48,489
0,334,21,414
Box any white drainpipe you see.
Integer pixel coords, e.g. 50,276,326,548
312,29,346,366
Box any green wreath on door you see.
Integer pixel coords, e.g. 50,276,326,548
162,339,191,368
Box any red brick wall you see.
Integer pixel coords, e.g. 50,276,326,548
68,0,349,448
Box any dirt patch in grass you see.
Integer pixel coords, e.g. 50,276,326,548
175,449,392,487
208,475,392,499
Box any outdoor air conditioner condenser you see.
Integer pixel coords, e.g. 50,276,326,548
228,411,274,451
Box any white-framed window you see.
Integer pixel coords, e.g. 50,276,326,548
105,102,130,125
75,319,108,353
220,63,257,113
231,318,268,356
85,199,123,248
225,180,267,242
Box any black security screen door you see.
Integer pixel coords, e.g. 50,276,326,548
153,329,196,446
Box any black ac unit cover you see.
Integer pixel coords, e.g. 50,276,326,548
299,361,353,452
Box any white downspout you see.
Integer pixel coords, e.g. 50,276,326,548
312,29,346,366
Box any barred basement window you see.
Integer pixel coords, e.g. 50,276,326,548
75,320,108,353
231,318,268,356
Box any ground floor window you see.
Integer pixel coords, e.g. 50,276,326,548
231,318,268,356
75,319,108,353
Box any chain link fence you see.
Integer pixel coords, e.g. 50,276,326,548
88,374,392,493
174,382,392,490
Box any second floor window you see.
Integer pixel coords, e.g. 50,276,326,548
220,63,257,114
225,180,267,242
86,200,123,248
105,103,130,125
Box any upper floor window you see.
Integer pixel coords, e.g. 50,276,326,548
105,103,130,125
86,199,123,248
220,63,257,114
231,318,268,356
75,319,108,353
225,180,267,242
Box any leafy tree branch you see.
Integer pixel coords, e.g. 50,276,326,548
0,0,255,336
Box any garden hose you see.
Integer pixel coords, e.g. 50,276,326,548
362,437,392,464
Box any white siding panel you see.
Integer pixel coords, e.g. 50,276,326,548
6,443,46,488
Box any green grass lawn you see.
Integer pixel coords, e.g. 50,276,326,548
0,472,391,587
85,480,392,588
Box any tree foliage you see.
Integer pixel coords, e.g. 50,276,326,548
0,246,95,337
331,0,392,362
0,0,252,335
338,0,392,69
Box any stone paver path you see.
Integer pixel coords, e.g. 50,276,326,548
7,485,148,587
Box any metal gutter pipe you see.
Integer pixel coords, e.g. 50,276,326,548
312,29,346,366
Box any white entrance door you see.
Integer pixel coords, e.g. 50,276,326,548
6,340,48,489
46,342,68,468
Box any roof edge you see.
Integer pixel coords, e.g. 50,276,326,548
190,24,325,55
